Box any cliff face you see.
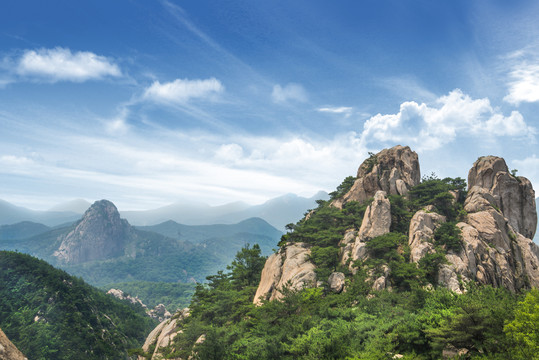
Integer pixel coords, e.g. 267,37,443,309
54,200,131,264
0,328,27,360
253,243,316,305
254,147,538,303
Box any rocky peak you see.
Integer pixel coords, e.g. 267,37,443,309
54,200,130,264
468,156,537,239
333,145,420,208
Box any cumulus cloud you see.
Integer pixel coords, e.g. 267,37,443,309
15,47,121,82
143,77,224,104
361,89,535,150
272,83,308,104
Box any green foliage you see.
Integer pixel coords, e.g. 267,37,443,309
408,175,466,220
434,222,463,253
418,251,447,285
0,251,156,359
329,175,356,200
504,289,539,359
364,151,378,173
388,195,412,234
366,232,406,262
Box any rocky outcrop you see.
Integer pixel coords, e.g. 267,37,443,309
408,206,446,263
328,272,345,293
333,145,420,208
410,158,539,293
358,191,392,239
54,200,131,264
0,328,27,360
107,289,171,322
253,243,316,305
141,308,190,360
468,156,537,239
341,191,391,270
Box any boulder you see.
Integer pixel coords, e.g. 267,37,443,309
328,272,346,293
253,243,316,305
333,145,420,208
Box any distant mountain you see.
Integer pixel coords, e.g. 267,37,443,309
48,198,91,213
0,199,81,226
122,191,329,230
138,217,282,259
0,221,50,240
0,200,283,287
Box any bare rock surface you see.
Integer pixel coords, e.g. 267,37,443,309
340,191,392,270
468,156,537,239
54,200,130,264
253,243,316,305
358,191,391,240
141,308,190,360
408,206,446,263
333,145,420,208
328,272,345,293
0,328,27,360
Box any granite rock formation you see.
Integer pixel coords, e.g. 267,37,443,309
332,145,420,208
253,242,316,305
54,200,130,264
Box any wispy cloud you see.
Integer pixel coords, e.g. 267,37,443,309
504,51,539,105
360,89,535,150
14,47,121,82
143,78,224,104
317,106,353,117
272,83,308,104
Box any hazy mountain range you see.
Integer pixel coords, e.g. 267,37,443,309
0,191,329,231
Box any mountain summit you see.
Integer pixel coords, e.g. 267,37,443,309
54,200,130,264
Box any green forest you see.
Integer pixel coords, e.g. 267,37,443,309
143,175,539,360
0,251,157,359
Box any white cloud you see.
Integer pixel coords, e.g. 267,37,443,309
143,78,224,104
504,61,539,105
361,89,535,150
317,106,353,117
105,108,130,136
272,83,308,103
15,47,121,82
215,143,244,162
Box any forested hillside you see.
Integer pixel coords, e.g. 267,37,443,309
0,251,156,359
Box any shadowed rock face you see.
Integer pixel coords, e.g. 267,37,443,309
54,200,130,264
333,145,420,208
0,328,27,360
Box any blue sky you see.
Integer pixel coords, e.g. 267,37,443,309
1,0,538,210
